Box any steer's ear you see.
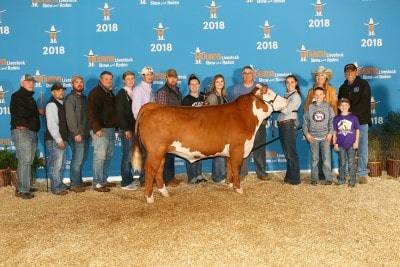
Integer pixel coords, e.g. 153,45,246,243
253,83,268,95
260,84,268,94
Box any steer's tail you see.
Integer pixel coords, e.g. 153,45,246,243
132,112,144,174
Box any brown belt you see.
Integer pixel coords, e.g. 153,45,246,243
278,119,296,126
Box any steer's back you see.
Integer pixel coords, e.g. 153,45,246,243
137,100,257,159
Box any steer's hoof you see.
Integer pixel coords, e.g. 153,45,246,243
235,187,243,194
157,185,169,197
145,194,154,203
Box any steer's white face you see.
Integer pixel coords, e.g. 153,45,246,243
241,86,288,157
262,87,288,113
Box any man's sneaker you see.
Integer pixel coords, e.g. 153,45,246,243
121,183,139,191
324,181,333,185
311,181,318,186
15,190,34,199
132,179,140,186
358,177,368,184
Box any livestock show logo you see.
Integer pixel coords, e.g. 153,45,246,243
256,20,279,51
355,62,396,81
45,25,61,43
0,84,11,148
259,21,274,39
245,0,286,4
139,0,180,5
150,22,173,52
206,1,220,19
0,57,26,71
190,47,239,66
312,0,326,16
251,65,291,83
153,22,168,41
0,85,9,104
98,3,113,21
43,25,66,55
33,70,67,89
308,0,330,28
31,0,77,8
296,44,343,63
364,17,379,36
361,18,382,48
203,1,225,31
83,49,133,68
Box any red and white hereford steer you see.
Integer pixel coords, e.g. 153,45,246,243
132,84,287,203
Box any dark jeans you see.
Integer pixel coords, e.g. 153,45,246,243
240,125,267,177
163,153,175,185
211,157,226,182
279,123,300,184
119,130,133,187
68,135,89,188
338,147,356,186
12,129,37,193
185,160,202,183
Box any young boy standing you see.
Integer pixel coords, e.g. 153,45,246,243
333,98,360,187
303,87,335,185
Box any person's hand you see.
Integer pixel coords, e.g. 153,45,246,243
57,141,65,149
125,131,132,140
306,134,313,143
75,134,82,143
95,130,102,137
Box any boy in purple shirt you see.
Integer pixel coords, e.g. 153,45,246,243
333,98,360,187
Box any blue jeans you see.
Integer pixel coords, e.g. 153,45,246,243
338,147,356,185
310,138,332,182
46,140,68,194
358,124,370,177
68,135,89,188
185,160,203,183
279,123,300,184
119,130,133,187
212,157,226,182
163,153,175,185
12,129,37,193
90,128,116,187
240,125,267,177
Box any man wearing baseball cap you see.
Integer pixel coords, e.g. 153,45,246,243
10,74,40,199
132,66,155,186
154,68,182,187
338,63,371,184
45,83,69,195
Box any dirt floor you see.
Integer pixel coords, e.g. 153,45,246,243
1,172,399,266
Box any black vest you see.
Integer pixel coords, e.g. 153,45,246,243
161,85,181,106
46,96,68,142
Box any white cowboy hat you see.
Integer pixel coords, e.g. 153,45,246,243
311,66,333,81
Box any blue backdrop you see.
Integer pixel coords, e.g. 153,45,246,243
0,0,399,179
